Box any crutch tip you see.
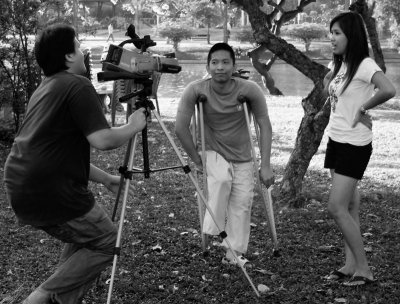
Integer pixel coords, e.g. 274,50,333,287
202,250,210,258
272,248,281,257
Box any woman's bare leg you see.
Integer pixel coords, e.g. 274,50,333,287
327,171,373,280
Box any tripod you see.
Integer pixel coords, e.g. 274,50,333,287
105,80,261,303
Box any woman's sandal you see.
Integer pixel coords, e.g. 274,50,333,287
343,275,376,287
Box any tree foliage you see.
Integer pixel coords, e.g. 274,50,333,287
374,0,400,25
374,0,400,49
193,3,220,27
315,0,347,25
0,0,42,132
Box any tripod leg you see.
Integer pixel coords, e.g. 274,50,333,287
191,114,207,252
241,102,279,254
111,137,139,220
151,109,260,298
112,101,137,221
107,134,139,304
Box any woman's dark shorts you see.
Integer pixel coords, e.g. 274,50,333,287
324,137,372,180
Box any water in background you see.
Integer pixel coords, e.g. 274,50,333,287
157,62,400,99
93,62,400,100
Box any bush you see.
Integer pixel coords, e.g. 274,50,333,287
158,23,193,52
235,27,256,45
282,23,327,52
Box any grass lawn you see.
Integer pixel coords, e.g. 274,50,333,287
1,96,399,303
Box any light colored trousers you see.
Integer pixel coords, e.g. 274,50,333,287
35,203,117,304
202,151,254,254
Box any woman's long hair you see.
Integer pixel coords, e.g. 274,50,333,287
328,12,369,94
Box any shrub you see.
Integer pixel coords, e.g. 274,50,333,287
235,27,256,45
158,23,193,52
282,22,327,52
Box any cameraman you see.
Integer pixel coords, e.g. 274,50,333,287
4,24,146,304
175,43,274,267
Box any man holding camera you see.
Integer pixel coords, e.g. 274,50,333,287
175,43,274,267
4,24,146,304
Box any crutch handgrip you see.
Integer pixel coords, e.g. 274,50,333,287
237,94,248,104
196,94,207,104
219,231,227,239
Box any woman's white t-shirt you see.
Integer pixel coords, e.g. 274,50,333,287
327,57,381,146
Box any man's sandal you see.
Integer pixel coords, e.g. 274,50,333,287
325,270,351,281
222,255,249,267
343,275,375,287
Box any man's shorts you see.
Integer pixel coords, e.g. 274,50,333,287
324,137,372,180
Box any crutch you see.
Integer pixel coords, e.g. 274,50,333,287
196,95,209,252
190,103,207,252
238,95,280,257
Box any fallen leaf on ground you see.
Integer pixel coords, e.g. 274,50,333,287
257,284,270,293
254,268,274,275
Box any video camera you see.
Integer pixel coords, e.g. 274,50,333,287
97,24,181,82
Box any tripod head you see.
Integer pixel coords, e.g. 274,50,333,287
118,77,156,120
123,24,156,52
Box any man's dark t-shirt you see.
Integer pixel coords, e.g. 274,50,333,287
4,71,110,226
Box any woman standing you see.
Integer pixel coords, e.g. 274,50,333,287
323,12,396,286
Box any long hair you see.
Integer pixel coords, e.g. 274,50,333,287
34,24,76,76
328,12,369,94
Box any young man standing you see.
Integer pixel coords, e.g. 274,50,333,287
4,24,146,303
175,43,274,266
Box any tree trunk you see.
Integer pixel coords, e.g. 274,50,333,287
350,0,386,72
207,23,211,44
97,2,103,20
223,0,229,43
281,90,330,206
248,45,283,95
305,39,311,53
72,0,78,30
236,0,329,206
